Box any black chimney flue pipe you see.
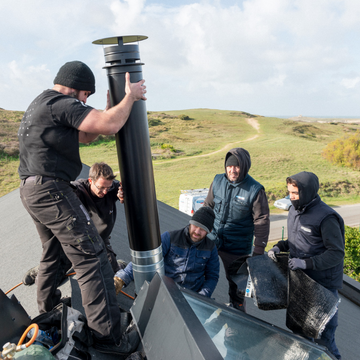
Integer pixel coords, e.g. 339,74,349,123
93,36,164,293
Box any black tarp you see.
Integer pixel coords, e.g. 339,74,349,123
230,254,340,339
286,267,339,339
246,254,288,310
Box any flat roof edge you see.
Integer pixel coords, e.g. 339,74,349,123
340,274,360,306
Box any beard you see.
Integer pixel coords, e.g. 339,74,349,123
68,90,79,99
189,229,205,242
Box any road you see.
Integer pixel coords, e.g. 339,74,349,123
269,203,360,242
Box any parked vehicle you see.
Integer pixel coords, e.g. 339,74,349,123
179,188,208,216
274,195,292,211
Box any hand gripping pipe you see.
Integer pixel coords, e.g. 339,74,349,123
93,36,164,293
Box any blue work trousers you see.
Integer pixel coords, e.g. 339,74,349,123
317,289,341,359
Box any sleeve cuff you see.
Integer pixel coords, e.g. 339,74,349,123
254,245,265,255
304,258,313,269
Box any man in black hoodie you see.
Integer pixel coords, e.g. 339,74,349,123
268,171,344,359
204,148,270,311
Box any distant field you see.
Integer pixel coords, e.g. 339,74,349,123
1,108,360,210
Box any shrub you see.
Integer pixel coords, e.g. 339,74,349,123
148,118,163,127
178,114,190,120
160,143,176,152
344,225,360,282
322,131,360,170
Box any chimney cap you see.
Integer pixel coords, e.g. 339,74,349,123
93,35,148,46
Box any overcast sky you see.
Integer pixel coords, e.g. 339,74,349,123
1,0,360,116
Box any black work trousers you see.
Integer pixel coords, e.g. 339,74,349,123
52,235,121,278
20,177,121,343
218,250,249,312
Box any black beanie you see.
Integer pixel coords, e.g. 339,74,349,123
226,154,239,167
54,61,95,95
189,207,215,234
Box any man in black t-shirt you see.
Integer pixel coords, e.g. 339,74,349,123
18,61,146,355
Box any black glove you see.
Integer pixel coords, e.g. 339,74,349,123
267,246,280,262
288,258,306,270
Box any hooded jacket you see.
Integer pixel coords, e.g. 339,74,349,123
276,171,345,289
204,148,270,255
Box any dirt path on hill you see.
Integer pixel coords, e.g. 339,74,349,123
154,118,260,164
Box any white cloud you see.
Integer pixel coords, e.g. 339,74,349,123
341,77,360,89
1,0,360,115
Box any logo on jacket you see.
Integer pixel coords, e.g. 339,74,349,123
300,226,311,233
236,195,245,201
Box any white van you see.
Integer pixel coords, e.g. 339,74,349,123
179,188,209,216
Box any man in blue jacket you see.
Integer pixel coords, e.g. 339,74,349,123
204,148,270,311
268,171,344,359
114,206,220,298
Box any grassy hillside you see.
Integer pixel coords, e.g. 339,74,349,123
1,108,360,210
0,109,23,195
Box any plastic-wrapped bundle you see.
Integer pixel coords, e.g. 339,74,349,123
286,268,340,339
230,253,340,339
230,258,249,298
246,254,288,310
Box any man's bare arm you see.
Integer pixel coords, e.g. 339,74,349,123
78,72,146,136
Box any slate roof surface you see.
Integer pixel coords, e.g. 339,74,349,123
0,164,359,359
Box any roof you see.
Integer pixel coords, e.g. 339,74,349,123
0,164,359,359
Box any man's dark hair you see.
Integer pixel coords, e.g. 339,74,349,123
286,177,298,186
89,162,116,182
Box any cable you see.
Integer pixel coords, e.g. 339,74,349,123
120,290,135,300
6,273,135,300
17,323,39,348
5,282,23,295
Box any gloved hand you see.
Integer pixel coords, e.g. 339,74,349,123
288,258,306,270
267,246,280,262
114,276,125,295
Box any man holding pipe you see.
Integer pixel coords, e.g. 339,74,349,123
18,61,146,355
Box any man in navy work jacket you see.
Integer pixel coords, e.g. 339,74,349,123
204,148,270,311
268,171,345,360
18,61,146,356
114,206,220,298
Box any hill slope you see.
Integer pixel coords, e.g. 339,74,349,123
1,108,360,208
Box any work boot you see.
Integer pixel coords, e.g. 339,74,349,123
22,265,39,285
117,259,128,270
92,326,140,356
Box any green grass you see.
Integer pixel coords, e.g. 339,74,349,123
2,109,360,210
150,113,360,208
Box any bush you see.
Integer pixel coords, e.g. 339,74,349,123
160,143,176,152
344,225,360,282
322,131,360,170
178,114,190,120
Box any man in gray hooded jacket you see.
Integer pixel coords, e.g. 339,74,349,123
204,148,270,311
268,171,344,359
